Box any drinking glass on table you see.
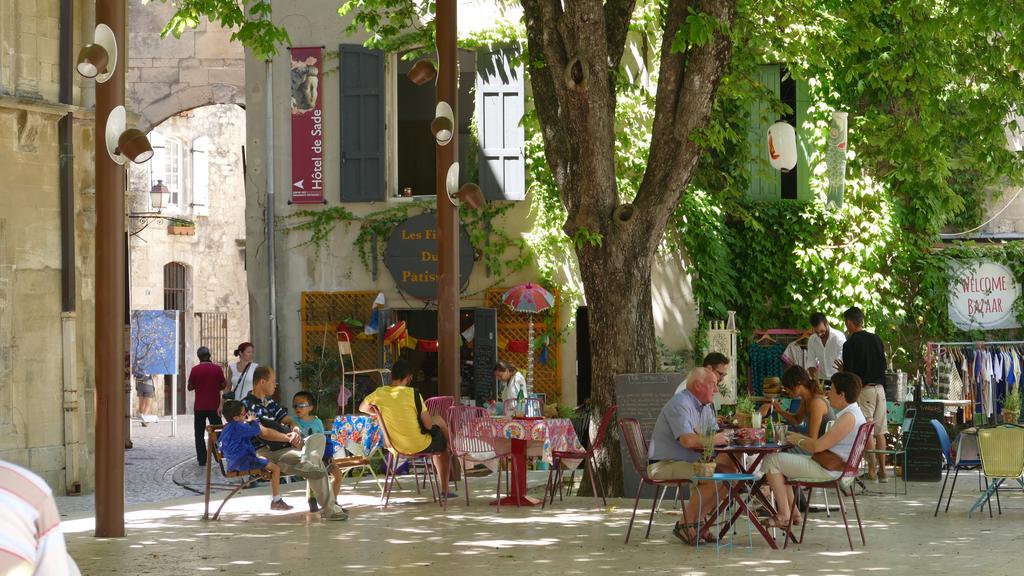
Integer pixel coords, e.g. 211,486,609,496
774,422,788,444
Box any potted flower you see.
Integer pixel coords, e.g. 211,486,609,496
1002,386,1021,424
734,395,755,428
167,218,196,236
694,412,718,477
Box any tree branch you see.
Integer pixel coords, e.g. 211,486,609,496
604,0,638,73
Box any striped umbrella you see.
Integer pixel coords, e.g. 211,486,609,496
501,283,555,393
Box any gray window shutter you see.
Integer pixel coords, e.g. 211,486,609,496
339,45,385,202
476,49,525,201
747,64,781,201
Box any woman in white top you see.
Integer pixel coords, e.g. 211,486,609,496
761,371,868,527
495,360,528,402
227,341,258,400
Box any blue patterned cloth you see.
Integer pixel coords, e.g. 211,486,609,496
748,342,786,395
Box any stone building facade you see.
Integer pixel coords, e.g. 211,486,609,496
0,0,97,494
126,104,250,416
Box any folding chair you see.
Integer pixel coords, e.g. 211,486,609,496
930,419,983,516
202,425,270,520
785,422,874,551
542,405,617,510
338,331,389,413
618,418,691,543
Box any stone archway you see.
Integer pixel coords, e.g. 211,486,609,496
127,0,246,130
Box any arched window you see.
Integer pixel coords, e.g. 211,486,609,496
150,131,185,210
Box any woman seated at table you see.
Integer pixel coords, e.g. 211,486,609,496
761,371,866,527
761,365,835,454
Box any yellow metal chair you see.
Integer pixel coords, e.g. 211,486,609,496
968,425,1024,519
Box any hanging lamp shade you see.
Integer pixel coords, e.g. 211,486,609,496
767,121,797,172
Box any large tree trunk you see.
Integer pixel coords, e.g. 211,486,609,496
520,0,736,496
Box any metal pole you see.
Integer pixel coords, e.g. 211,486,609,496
435,0,459,400
95,0,126,537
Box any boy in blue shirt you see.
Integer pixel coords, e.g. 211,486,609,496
292,391,344,512
219,400,293,511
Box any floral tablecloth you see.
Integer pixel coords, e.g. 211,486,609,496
473,417,584,469
332,415,384,457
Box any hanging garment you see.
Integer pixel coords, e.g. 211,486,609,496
748,341,786,396
782,340,807,368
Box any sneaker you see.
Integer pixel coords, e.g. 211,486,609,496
321,506,348,521
270,499,294,511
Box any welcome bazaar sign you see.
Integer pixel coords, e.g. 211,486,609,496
948,260,1021,330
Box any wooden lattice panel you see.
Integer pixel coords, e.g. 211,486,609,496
485,288,561,404
300,291,380,372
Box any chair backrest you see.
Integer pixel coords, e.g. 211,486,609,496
978,425,1024,479
447,405,506,457
426,396,455,421
840,421,875,479
570,410,592,451
337,330,356,368
617,418,649,475
590,404,619,453
502,397,543,417
929,419,955,466
369,406,403,456
207,424,226,468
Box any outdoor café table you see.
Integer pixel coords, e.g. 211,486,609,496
481,416,584,506
700,443,792,550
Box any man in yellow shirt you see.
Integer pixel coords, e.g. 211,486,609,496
359,359,453,496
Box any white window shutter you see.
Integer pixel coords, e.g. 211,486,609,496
149,130,166,210
191,136,210,216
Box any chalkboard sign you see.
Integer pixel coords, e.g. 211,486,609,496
615,373,683,498
905,401,944,482
473,308,497,405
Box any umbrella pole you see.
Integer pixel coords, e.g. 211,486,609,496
527,316,534,394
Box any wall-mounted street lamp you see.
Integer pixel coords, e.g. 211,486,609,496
105,106,153,165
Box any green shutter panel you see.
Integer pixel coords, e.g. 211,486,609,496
476,48,525,201
339,45,386,202
747,65,781,201
796,78,811,201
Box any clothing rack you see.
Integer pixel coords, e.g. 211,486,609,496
925,340,1024,422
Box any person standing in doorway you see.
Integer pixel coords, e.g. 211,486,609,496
187,346,226,466
838,306,889,482
804,312,846,383
227,342,258,401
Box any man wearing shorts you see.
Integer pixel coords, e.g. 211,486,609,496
359,358,453,497
648,367,734,544
839,306,889,482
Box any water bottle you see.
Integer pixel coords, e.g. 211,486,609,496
516,386,525,417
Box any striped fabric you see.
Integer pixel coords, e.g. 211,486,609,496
0,461,80,575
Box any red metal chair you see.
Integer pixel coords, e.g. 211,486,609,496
447,405,518,509
784,421,874,551
542,404,617,510
420,396,456,487
371,406,449,510
502,397,543,417
617,418,692,543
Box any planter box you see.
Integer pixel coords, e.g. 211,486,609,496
168,225,195,236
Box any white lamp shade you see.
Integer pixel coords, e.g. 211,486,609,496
767,121,797,172
105,106,128,165
93,24,117,84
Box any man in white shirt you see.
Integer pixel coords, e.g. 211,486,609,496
804,312,846,381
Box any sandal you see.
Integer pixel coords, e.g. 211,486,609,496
672,522,719,546
764,516,801,529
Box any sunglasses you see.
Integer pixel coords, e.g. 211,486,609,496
293,402,312,409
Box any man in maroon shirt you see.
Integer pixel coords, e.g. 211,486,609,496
188,346,227,465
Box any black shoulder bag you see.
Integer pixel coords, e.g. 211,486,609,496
223,362,252,400
412,392,432,435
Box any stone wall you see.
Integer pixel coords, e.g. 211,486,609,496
127,0,245,131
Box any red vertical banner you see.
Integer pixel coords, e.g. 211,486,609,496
290,47,324,204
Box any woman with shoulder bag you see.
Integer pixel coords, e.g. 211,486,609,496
226,342,258,401
760,371,867,528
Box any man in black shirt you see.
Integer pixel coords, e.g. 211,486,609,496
839,306,888,482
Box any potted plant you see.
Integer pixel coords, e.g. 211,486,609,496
694,411,718,477
734,395,755,428
167,218,196,236
1002,386,1021,424
293,345,342,421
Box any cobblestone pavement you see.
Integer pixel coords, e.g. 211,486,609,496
56,416,222,517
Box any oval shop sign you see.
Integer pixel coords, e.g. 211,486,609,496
384,212,474,301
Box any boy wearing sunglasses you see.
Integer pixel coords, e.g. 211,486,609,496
292,391,344,512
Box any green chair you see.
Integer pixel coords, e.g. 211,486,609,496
968,425,1024,519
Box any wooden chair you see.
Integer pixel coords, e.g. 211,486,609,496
202,424,270,520
337,331,390,413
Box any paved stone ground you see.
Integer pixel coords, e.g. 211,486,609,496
56,416,223,517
